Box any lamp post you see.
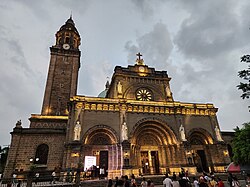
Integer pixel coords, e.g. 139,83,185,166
27,157,39,187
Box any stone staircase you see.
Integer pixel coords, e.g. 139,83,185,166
79,173,245,187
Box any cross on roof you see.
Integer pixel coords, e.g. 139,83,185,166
136,52,142,61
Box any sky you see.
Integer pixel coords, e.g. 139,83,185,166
0,0,249,147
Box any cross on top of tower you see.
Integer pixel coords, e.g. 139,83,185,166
136,52,142,61
136,52,145,65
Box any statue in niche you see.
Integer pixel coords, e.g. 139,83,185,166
166,85,172,98
179,124,187,141
74,121,81,141
215,125,223,141
121,119,128,141
117,81,123,95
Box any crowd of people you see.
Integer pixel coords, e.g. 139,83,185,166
2,169,249,187
162,170,245,187
107,174,155,187
106,170,248,187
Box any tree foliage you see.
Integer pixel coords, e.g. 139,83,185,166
237,55,250,101
232,122,250,165
0,146,9,173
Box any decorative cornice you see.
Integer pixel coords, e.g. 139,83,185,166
11,128,66,135
30,114,68,120
70,96,218,116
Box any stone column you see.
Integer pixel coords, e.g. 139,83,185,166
148,151,153,174
168,146,174,164
161,145,167,167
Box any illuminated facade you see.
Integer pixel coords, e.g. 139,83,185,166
4,17,231,178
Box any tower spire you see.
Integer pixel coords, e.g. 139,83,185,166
70,11,72,19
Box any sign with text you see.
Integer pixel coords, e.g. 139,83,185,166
84,156,96,170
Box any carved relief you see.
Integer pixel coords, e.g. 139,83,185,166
76,102,83,109
77,99,217,116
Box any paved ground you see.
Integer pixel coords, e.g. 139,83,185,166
0,178,247,187
153,180,247,187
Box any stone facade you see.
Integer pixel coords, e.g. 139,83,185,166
4,17,233,179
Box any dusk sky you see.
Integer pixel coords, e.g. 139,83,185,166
0,0,249,147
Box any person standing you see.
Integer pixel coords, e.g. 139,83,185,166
35,172,39,184
193,177,199,187
124,175,130,187
210,177,217,187
172,175,180,187
12,173,17,186
17,180,21,187
100,166,105,179
131,174,137,187
217,178,225,187
199,177,208,187
227,173,233,187
141,177,148,187
232,176,240,187
51,171,56,184
173,172,177,179
147,179,155,187
163,173,173,187
179,173,189,187
246,174,250,187
107,179,113,187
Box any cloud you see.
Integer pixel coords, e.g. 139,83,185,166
174,0,250,60
0,25,42,146
125,22,173,69
78,59,113,96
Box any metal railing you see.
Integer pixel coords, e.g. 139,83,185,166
0,171,107,187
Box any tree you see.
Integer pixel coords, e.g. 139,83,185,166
237,55,250,102
232,122,250,165
0,146,9,173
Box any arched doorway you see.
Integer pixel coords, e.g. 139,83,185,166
131,119,177,175
83,125,119,177
188,129,214,173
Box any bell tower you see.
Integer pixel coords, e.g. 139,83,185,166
41,16,81,116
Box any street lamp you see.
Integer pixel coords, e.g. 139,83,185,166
27,157,39,187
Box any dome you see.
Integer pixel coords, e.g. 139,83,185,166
59,17,80,36
98,80,110,98
98,89,108,98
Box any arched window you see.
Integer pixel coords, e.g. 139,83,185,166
227,144,233,158
65,37,70,44
34,144,49,165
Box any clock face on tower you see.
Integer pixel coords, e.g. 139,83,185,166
63,43,70,50
136,88,153,101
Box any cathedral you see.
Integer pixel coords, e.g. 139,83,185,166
4,17,231,179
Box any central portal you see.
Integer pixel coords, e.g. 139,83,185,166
141,151,159,174
99,151,108,177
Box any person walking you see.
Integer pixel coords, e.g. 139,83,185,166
163,173,173,187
